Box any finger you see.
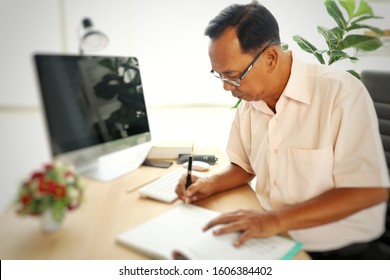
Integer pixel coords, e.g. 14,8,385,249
178,173,197,197
175,183,186,201
212,221,247,235
203,216,225,231
181,178,198,203
175,175,187,194
174,182,183,196
185,179,202,197
234,230,252,247
178,186,193,202
203,213,241,231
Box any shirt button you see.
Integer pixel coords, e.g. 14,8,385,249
273,148,278,154
273,180,278,186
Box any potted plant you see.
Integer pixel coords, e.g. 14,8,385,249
15,163,84,232
293,0,384,79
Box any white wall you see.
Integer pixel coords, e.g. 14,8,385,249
0,0,62,107
0,0,389,213
0,0,61,212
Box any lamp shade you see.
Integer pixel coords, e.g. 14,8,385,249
79,18,109,54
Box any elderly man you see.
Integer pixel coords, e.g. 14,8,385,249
176,2,389,259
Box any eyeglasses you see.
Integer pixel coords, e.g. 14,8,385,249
210,41,275,87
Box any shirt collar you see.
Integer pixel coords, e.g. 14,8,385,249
282,51,310,105
250,51,310,113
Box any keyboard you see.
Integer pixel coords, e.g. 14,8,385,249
138,168,185,203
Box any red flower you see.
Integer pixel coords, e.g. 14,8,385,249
20,194,32,205
54,185,66,198
38,178,48,193
30,172,44,181
44,163,54,170
47,180,57,194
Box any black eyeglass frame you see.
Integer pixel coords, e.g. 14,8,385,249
210,40,276,87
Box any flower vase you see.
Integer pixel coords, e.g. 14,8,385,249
41,210,63,233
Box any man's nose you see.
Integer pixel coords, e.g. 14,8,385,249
223,81,236,91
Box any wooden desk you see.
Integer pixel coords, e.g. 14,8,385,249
0,147,308,260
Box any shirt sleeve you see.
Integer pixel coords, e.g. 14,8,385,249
332,80,390,188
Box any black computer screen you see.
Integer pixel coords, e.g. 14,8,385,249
34,55,150,156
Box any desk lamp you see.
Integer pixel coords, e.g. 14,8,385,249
79,18,109,55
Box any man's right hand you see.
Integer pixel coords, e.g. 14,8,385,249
175,174,215,203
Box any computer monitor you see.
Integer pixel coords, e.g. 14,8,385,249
34,54,152,181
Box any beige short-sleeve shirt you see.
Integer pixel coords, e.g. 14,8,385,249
226,52,390,251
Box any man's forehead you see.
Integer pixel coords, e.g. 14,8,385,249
209,27,242,54
208,28,245,73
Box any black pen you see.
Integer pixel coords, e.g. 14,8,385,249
185,154,193,189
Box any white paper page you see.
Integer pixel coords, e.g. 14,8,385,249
116,204,219,259
117,204,300,260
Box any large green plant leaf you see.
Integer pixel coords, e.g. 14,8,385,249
339,34,383,51
330,27,345,40
347,69,361,80
346,23,384,35
351,15,383,25
325,0,347,29
353,0,373,17
328,49,358,65
317,26,340,49
292,35,325,64
339,0,356,19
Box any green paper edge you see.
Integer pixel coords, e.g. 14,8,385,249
280,241,304,260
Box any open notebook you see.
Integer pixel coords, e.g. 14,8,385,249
116,204,302,260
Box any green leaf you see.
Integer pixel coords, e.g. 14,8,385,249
338,0,356,20
53,199,66,222
330,27,345,40
315,49,328,55
293,35,325,64
281,42,289,50
346,23,384,35
347,69,361,80
351,15,383,25
317,26,340,49
339,34,383,51
353,0,373,18
327,49,356,65
349,56,359,62
325,0,347,29
231,99,242,109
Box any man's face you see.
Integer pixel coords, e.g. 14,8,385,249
208,27,274,102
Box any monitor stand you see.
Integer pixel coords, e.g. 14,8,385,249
76,142,152,181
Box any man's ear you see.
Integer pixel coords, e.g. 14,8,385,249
265,47,278,73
